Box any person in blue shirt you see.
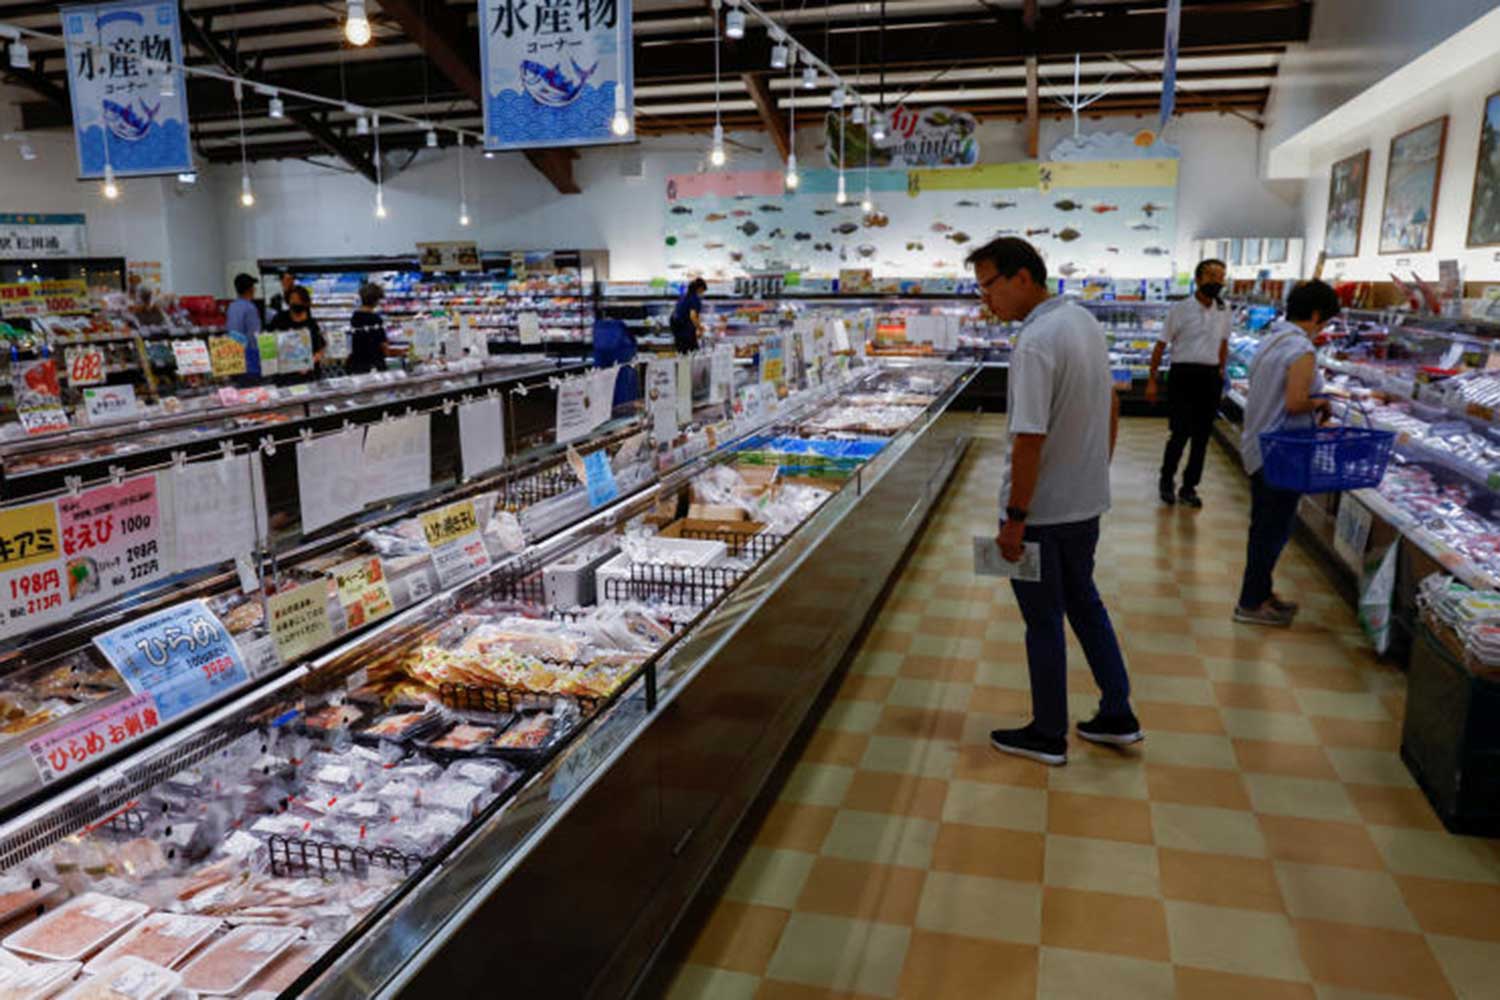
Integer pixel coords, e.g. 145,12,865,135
592,316,639,414
224,273,263,382
670,278,707,353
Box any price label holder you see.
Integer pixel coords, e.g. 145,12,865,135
327,556,395,630
26,692,162,785
584,449,619,508
92,600,251,722
268,581,335,664
67,346,106,387
421,500,491,589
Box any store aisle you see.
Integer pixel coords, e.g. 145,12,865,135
656,414,1500,1000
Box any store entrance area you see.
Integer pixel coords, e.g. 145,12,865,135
656,415,1500,1000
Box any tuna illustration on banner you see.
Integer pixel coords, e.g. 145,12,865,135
63,2,193,178
480,0,634,149
825,106,979,170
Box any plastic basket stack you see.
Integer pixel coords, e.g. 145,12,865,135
1417,573,1500,678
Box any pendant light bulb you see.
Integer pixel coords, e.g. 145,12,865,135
176,171,196,184
836,172,847,204
871,112,886,143
102,163,119,200
802,66,817,90
268,95,284,119
483,148,496,159
770,42,788,71
239,172,254,207
375,188,387,219
459,201,470,227
725,3,745,39
611,87,630,136
784,152,800,190
851,104,866,125
355,114,370,136
709,123,726,167
8,40,28,71
830,87,845,109
425,127,438,148
345,0,372,46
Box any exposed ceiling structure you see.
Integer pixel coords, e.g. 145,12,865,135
0,0,1312,192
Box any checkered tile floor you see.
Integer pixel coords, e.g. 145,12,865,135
656,415,1500,1000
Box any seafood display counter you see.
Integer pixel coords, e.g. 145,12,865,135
0,359,975,999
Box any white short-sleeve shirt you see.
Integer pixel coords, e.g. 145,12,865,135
1159,296,1232,366
1002,297,1114,526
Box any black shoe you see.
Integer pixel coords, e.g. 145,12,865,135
990,724,1067,766
1158,483,1177,505
1178,488,1203,509
1077,712,1145,747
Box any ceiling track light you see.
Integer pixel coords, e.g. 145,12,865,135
871,110,886,143
8,39,27,71
770,42,787,71
425,126,438,148
610,87,630,137
240,172,254,207
709,122,726,167
851,104,866,125
268,95,285,119
102,163,118,201
725,2,745,40
830,87,844,109
784,151,799,190
345,0,372,46
356,114,370,136
802,65,817,90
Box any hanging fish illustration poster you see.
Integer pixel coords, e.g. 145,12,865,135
63,2,193,178
480,0,635,149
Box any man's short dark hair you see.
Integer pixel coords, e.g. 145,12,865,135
964,236,1047,286
279,268,295,281
1195,258,1226,282
359,282,385,308
289,285,312,308
233,273,258,296
1285,279,1341,323
688,278,708,294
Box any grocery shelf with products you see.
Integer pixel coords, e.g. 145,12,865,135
263,251,597,363
0,339,975,996
1217,307,1500,658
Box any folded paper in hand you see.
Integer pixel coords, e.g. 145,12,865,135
972,536,1041,582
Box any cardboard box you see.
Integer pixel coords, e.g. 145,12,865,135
660,519,768,556
687,504,748,521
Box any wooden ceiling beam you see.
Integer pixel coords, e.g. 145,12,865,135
742,73,789,160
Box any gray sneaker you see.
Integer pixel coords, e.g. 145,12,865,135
1233,604,1294,628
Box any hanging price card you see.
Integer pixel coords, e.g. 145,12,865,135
0,499,68,639
27,692,161,785
328,556,394,629
56,474,166,610
421,501,491,588
83,384,138,423
208,335,248,377
66,346,106,386
171,339,212,375
583,448,619,509
92,600,251,722
268,581,334,664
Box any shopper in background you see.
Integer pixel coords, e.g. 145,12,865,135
1148,258,1230,508
970,237,1140,766
267,284,327,371
268,269,296,321
225,272,263,381
670,278,707,353
347,281,389,374
131,286,166,328
1235,279,1339,627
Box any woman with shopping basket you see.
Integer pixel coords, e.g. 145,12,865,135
1235,280,1395,627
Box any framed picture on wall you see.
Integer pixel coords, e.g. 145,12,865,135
1324,150,1370,257
1246,239,1263,265
1467,91,1500,247
1380,116,1448,254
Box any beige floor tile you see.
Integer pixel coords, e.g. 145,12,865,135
914,871,1042,944
1043,835,1161,897
1041,887,1170,961
1273,862,1418,931
820,700,885,734
763,913,911,998
1294,689,1392,721
1045,751,1151,799
780,763,856,808
1132,674,1217,706
1244,773,1360,823
1143,731,1240,770
973,660,1031,689
885,678,973,712
857,736,957,780
1038,947,1175,1000
1368,826,1500,885
1220,707,1321,745
1151,802,1268,858
821,810,940,869
908,634,983,660
723,847,818,909
897,931,1039,1000
1165,900,1309,981
663,964,761,1000
1202,658,1292,687
1325,748,1415,788
1426,934,1500,1000
849,650,906,678
941,779,1048,833
1175,967,1317,999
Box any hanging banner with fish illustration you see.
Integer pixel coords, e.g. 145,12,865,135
1160,0,1181,129
62,1,193,179
479,0,634,150
825,106,979,170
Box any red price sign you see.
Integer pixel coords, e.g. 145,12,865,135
27,693,161,783
67,347,106,387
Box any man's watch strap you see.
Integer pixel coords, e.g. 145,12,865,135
1006,507,1029,523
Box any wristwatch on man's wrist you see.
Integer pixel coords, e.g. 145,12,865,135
1005,506,1029,523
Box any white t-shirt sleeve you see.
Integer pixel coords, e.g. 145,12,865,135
1008,343,1054,436
1158,301,1181,346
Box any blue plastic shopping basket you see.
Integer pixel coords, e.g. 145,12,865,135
1258,398,1396,493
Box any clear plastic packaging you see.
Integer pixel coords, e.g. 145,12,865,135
57,956,180,1000
0,877,60,924
0,959,81,1000
177,925,300,996
83,915,220,975
4,893,150,962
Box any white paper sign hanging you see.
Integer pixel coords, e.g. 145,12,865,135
518,312,542,345
589,367,618,425
554,377,593,444
83,384,138,423
710,345,735,403
458,396,506,479
362,414,432,504
676,357,694,425
646,360,678,442
170,455,267,571
297,427,364,534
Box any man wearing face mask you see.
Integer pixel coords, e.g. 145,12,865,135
1147,258,1230,508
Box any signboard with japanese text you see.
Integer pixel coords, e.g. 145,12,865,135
63,1,193,178
0,215,88,260
28,692,160,784
93,600,250,721
646,359,677,443
170,338,211,375
207,334,247,377
83,384,139,423
56,474,166,608
479,0,634,150
67,346,107,387
0,279,91,316
12,360,69,435
328,556,394,629
422,500,491,588
0,500,68,638
825,106,980,170
417,241,482,272
268,581,334,665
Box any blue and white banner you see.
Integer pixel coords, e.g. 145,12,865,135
63,1,193,178
479,0,634,149
1159,0,1181,130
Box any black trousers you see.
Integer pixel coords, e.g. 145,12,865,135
1160,363,1223,491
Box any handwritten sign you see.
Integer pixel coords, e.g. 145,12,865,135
66,346,106,386
208,335,247,378
27,692,161,785
646,360,678,443
56,474,166,609
171,339,212,375
0,500,68,638
268,581,334,664
93,600,251,722
555,376,596,444
328,556,394,629
13,359,68,435
422,501,491,588
83,384,138,423
421,500,480,549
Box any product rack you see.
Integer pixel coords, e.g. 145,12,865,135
267,835,428,879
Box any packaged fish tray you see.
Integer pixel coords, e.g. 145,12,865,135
83,914,221,975
3,893,150,963
0,957,81,1000
0,876,60,925
350,707,445,748
178,925,301,997
488,710,573,765
58,956,180,1000
413,719,512,761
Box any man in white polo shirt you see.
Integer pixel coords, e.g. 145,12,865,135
969,237,1140,766
1147,258,1231,508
